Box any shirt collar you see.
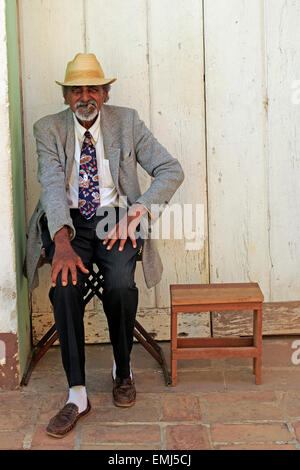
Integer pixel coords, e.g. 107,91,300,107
73,110,101,144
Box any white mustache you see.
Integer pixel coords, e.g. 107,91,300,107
75,101,97,110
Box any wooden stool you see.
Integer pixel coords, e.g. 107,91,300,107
170,282,264,386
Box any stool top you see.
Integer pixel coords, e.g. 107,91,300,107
170,282,264,306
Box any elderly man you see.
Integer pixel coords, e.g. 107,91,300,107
26,53,184,438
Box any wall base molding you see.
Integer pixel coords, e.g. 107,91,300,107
0,332,19,390
32,301,300,347
213,301,300,337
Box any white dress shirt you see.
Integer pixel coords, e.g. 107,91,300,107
67,111,126,209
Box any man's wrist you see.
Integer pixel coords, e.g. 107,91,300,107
128,203,148,218
54,226,72,247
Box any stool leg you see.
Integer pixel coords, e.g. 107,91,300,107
253,307,262,385
171,308,178,386
253,309,257,376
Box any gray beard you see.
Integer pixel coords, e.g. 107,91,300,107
75,104,98,122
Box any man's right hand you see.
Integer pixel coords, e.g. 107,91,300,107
52,226,89,287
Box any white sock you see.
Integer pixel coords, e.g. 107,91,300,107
66,385,88,413
112,359,133,380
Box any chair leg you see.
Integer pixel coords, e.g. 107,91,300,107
20,327,58,386
133,321,171,385
22,320,172,386
253,307,262,385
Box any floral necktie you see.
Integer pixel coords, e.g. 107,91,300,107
78,130,100,219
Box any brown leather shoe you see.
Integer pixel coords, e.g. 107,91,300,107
46,400,91,438
113,376,136,407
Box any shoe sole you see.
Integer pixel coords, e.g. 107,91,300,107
112,374,136,407
113,398,136,408
46,401,91,438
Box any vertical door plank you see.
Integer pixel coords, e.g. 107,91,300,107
204,0,270,303
148,0,209,310
265,0,300,300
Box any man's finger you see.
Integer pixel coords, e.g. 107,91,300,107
129,233,137,249
107,236,118,250
105,224,122,250
118,233,128,251
103,232,113,245
77,258,89,274
103,224,119,245
51,264,61,287
128,222,138,249
103,229,117,246
61,266,69,287
70,265,77,285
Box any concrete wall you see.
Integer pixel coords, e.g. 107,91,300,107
0,0,19,387
6,0,31,381
0,0,31,389
0,0,17,333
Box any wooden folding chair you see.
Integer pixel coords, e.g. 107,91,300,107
21,258,171,386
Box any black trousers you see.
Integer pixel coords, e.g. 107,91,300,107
41,207,143,387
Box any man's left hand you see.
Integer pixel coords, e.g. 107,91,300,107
103,203,148,251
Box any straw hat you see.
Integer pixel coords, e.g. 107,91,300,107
55,53,117,87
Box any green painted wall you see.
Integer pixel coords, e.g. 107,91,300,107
5,0,31,379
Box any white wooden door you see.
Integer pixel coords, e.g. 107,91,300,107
18,0,300,343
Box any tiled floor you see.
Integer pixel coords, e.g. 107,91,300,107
1,336,300,450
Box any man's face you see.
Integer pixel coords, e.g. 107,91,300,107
64,85,108,123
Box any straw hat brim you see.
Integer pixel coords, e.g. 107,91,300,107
55,77,117,86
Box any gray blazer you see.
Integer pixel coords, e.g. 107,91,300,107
26,104,184,292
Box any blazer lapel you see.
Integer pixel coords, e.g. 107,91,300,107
101,105,120,193
65,108,75,183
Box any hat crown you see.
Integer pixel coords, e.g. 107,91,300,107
65,53,105,81
56,53,116,87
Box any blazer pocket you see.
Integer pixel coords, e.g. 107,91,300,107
120,150,134,164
